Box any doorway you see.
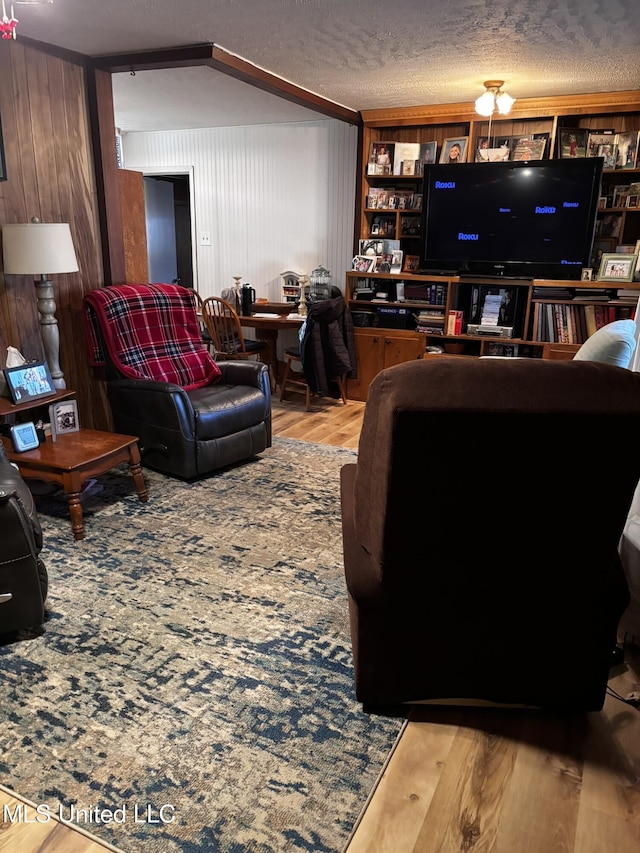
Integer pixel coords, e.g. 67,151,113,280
142,170,196,290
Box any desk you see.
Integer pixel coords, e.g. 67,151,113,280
238,313,304,383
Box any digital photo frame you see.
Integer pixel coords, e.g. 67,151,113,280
2,361,56,405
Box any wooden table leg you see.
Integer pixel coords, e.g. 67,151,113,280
128,451,148,502
66,491,85,541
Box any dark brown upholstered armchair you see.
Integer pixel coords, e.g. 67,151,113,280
0,442,48,640
340,357,640,711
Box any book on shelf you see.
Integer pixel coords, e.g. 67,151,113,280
447,310,464,335
572,288,611,301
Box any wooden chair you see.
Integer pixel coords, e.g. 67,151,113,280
279,346,347,411
191,289,215,354
201,296,274,388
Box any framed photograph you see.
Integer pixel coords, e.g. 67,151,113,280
0,112,6,182
403,254,420,272
390,250,403,273
375,253,393,273
596,212,622,238
392,142,420,175
359,239,384,257
416,141,437,173
2,361,56,405
597,253,638,283
510,134,548,161
587,129,615,157
351,255,377,273
597,141,618,169
590,237,616,268
367,141,395,175
439,137,468,164
558,128,588,159
49,398,80,440
616,130,640,170
581,268,593,281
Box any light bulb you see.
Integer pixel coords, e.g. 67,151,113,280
475,91,496,117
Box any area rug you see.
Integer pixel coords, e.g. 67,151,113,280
0,437,405,853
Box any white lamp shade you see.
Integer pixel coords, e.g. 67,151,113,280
2,222,79,275
475,91,496,117
496,91,516,115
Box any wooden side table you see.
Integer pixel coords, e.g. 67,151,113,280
1,428,148,541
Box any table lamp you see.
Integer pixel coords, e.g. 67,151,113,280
2,218,79,389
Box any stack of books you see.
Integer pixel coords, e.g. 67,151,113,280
415,310,444,335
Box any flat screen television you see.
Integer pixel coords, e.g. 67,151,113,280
419,157,604,280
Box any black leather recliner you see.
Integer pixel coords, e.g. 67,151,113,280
0,442,48,641
83,284,272,480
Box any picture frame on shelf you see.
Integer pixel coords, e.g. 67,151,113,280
367,141,395,175
49,398,80,440
2,361,56,405
597,141,618,169
352,255,377,274
390,250,404,273
590,237,616,269
510,134,548,161
416,141,437,174
439,137,468,164
616,130,640,169
359,239,384,257
597,252,638,283
558,128,588,159
596,212,622,238
375,253,394,273
586,129,615,157
403,255,420,272
392,142,420,176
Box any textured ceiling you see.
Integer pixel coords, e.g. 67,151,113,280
11,0,640,131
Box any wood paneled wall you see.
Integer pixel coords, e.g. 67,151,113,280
0,41,111,430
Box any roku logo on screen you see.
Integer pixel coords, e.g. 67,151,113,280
535,206,556,214
458,232,479,241
563,202,579,208
434,181,456,189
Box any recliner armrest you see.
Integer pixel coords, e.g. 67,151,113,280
217,360,270,393
107,379,197,435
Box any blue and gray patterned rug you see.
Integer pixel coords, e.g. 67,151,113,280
0,438,405,853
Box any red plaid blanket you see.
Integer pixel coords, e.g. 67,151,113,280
83,284,221,390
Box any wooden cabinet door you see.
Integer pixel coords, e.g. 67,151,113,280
382,333,424,369
348,328,424,401
348,329,384,401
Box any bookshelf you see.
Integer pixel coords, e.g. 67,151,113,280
345,271,640,399
347,91,640,399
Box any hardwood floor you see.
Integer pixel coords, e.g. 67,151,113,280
4,397,639,852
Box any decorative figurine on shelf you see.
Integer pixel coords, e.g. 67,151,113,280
297,276,309,318
232,276,242,312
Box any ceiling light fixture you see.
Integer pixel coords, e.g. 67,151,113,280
475,80,516,117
